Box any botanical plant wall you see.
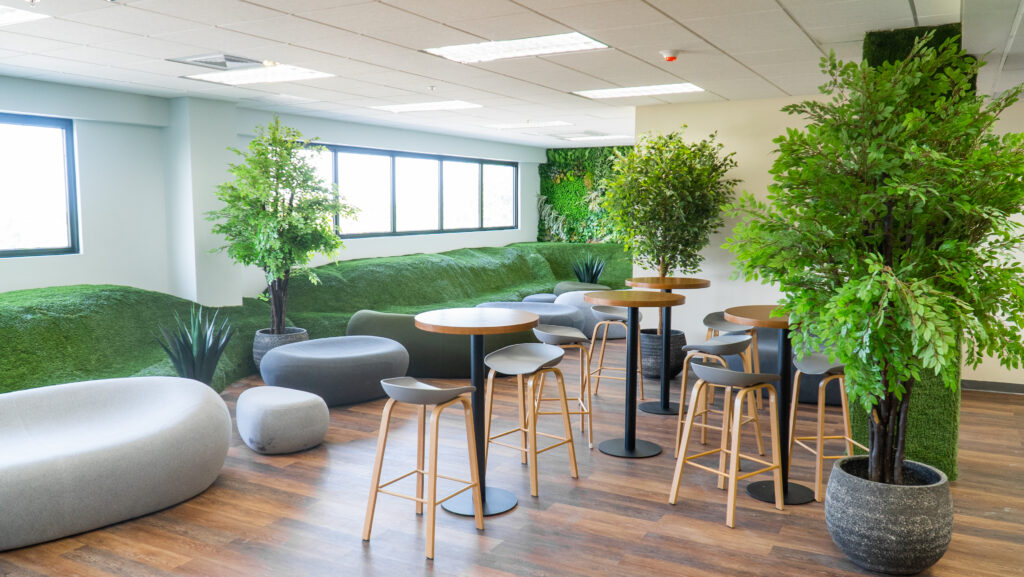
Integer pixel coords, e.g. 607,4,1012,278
537,146,632,242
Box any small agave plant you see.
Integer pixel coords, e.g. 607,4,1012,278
572,254,606,284
157,306,233,386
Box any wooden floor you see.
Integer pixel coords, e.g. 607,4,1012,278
2,341,1022,577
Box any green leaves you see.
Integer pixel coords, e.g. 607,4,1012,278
156,306,233,386
603,129,738,277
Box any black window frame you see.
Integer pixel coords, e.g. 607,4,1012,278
0,112,79,259
325,144,519,239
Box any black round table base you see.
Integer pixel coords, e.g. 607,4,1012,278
441,487,517,517
599,438,662,458
638,401,679,415
746,480,816,505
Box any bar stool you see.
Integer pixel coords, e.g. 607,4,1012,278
483,343,578,497
362,377,483,560
532,324,593,448
676,334,763,458
789,353,867,501
588,305,645,400
668,362,784,528
703,311,760,372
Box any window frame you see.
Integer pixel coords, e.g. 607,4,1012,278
0,112,79,259
326,144,518,239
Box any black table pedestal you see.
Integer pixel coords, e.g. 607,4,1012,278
600,307,663,459
640,289,679,416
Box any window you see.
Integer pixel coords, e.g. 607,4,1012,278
0,113,78,257
330,145,517,237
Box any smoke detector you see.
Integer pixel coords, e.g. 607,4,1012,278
660,49,681,62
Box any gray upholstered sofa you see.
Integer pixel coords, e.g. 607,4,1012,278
0,376,231,551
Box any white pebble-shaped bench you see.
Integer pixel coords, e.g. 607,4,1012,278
0,376,231,551
236,386,329,454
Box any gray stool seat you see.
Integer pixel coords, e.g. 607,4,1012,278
554,281,610,296
260,336,410,406
794,352,844,375
380,377,475,405
683,334,752,357
555,292,632,339
533,324,589,346
236,386,329,455
523,293,557,303
703,311,754,334
592,305,627,323
485,343,565,375
475,301,585,331
692,361,780,387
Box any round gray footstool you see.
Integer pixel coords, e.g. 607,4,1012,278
554,281,610,296
260,336,410,406
523,293,557,303
236,386,329,455
475,301,585,331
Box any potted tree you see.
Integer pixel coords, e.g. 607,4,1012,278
727,36,1024,574
603,130,738,377
209,117,356,367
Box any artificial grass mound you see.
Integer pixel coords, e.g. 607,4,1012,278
0,242,630,395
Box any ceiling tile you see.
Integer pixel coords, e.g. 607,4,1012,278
63,5,204,36
4,18,137,45
132,0,283,26
778,0,912,30
40,45,151,67
474,57,616,93
543,0,673,32
241,0,372,13
771,72,827,95
587,21,706,51
154,27,279,56
380,0,523,22
449,11,570,41
810,18,916,44
0,0,139,18
92,36,210,59
684,9,822,54
364,22,483,50
542,49,685,86
301,3,434,32
704,76,787,100
223,15,343,43
911,0,962,18
0,30,76,53
646,0,780,20
821,40,863,61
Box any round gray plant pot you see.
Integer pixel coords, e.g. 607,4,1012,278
639,329,686,379
825,455,952,575
253,327,309,368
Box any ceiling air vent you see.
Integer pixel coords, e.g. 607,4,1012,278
169,53,264,71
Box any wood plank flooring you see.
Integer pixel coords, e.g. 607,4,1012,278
2,341,1022,576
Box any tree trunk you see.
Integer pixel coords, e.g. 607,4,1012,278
268,272,290,334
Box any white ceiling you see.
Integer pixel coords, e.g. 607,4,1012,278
0,0,961,147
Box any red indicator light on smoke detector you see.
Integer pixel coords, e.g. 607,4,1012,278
660,50,680,62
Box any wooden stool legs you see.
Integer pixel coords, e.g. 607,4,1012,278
676,351,763,458
363,395,483,559
589,320,645,400
535,343,594,448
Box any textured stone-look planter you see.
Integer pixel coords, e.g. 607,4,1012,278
825,456,952,575
253,327,308,368
639,329,686,379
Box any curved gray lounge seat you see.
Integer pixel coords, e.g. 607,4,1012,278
260,336,409,406
523,293,557,303
0,376,230,552
236,386,329,455
346,310,533,378
555,292,627,340
475,301,585,331
554,281,610,296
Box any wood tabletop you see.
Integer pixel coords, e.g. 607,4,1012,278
414,307,539,335
724,305,789,329
584,290,685,308
626,277,711,290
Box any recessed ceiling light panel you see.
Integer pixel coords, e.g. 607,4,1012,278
184,63,333,86
372,101,482,113
0,5,49,26
485,120,573,130
573,83,704,99
426,32,606,64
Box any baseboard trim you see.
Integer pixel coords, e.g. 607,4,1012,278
962,379,1024,395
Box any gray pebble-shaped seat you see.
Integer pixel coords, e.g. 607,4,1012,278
485,342,565,376
475,301,585,331
381,377,475,405
554,281,610,296
523,293,557,303
691,361,780,387
533,324,589,346
703,311,754,334
236,386,329,455
260,336,409,407
794,352,844,375
683,334,752,357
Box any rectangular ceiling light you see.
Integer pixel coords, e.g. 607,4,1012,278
485,120,573,129
574,83,704,99
185,63,332,85
562,134,631,142
0,5,50,26
372,100,482,113
426,32,606,64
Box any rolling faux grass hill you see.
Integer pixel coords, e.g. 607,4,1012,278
0,242,629,394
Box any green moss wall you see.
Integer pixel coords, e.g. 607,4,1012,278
538,146,631,242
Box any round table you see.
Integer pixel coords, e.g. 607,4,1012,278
625,277,710,415
415,307,539,516
584,290,685,458
723,305,814,506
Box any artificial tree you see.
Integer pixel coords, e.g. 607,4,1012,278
209,117,356,335
727,36,1024,485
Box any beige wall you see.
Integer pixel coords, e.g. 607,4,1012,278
635,95,1024,385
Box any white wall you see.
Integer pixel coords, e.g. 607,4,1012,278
635,95,1024,385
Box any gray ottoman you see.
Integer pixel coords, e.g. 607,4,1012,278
554,281,610,296
236,387,329,454
523,293,557,303
475,301,585,331
260,336,410,406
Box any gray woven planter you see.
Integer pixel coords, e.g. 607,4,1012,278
825,456,952,575
639,329,686,379
253,327,308,368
